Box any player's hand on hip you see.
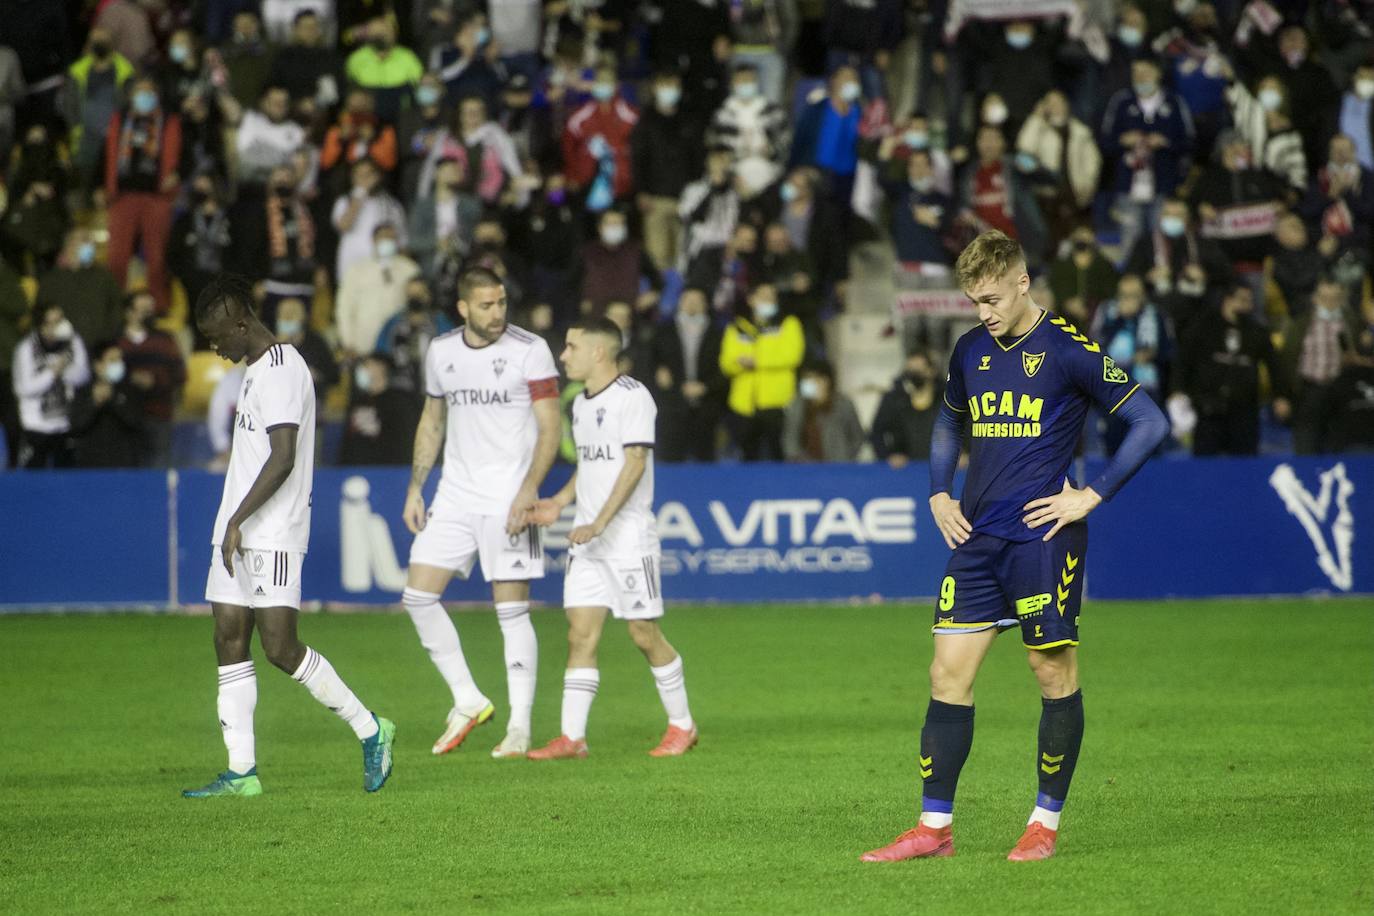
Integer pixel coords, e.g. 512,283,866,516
568,523,602,545
403,490,427,534
221,524,242,576
929,493,972,550
1023,480,1102,542
529,498,563,527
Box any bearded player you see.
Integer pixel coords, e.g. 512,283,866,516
861,231,1168,861
402,267,561,758
185,274,394,798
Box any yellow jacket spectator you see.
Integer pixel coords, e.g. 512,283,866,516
720,284,805,460
345,17,424,123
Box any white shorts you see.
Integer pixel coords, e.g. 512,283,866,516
564,554,663,620
409,507,545,582
205,547,303,610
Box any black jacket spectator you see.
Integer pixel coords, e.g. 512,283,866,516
632,104,704,199
651,305,726,463
871,357,941,465
71,368,147,467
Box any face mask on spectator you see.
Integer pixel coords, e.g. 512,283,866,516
1006,30,1032,50
77,241,96,267
679,311,708,329
1133,81,1157,98
92,41,112,58
1174,0,1197,14
839,82,861,102
132,90,158,115
591,82,615,101
370,35,391,51
780,182,798,203
475,27,491,47
904,130,929,148
910,176,933,192
1072,238,1094,254
1160,215,1186,237
905,370,931,387
416,85,441,107
600,224,627,246
1282,48,1305,68
406,297,430,313
51,319,75,343
354,366,374,391
753,300,778,322
1258,88,1283,110
376,238,398,259
655,86,681,109
170,44,191,64
799,377,822,401
984,101,1008,125
1355,79,1374,100
103,360,126,384
1328,161,1358,180
1118,26,1143,47
734,81,759,100
277,318,303,338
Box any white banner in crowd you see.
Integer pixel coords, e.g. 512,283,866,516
894,289,976,318
944,0,1077,38
1199,202,1278,240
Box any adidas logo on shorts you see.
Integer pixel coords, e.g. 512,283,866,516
632,600,646,610
254,586,266,596
512,560,525,569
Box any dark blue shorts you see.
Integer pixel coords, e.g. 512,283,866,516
931,524,1088,649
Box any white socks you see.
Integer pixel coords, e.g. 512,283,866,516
217,661,257,774
1028,806,1061,831
403,588,487,711
495,601,537,734
650,655,693,730
919,812,954,829
291,646,378,740
561,668,599,741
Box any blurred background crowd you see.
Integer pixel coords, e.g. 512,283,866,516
2,0,1373,472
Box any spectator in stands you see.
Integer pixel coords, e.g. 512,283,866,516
397,72,450,201
331,157,407,282
408,156,481,289
575,209,661,314
346,13,425,123
1227,73,1308,193
0,258,25,465
1101,56,1194,259
432,10,505,108
871,350,941,467
823,0,902,101
340,354,420,465
890,148,953,278
975,20,1060,142
1153,2,1230,157
1047,226,1118,328
604,299,655,384
462,214,528,303
1284,277,1362,455
1299,134,1374,296
1015,89,1102,250
1091,273,1168,452
105,77,182,315
274,296,339,405
652,286,725,463
633,70,703,272
1270,25,1342,173
958,124,1048,269
36,229,123,350
562,63,639,210
235,85,306,186
1,124,70,274
729,0,797,106
489,0,542,84
1190,129,1286,303
679,145,742,287
116,290,185,467
1125,198,1231,338
720,282,805,461
61,29,134,193
514,173,580,323
1175,283,1289,457
789,66,869,233
12,302,89,468
1339,62,1374,171
646,0,731,113
220,10,276,111
713,222,765,319
230,164,322,325
877,112,953,194
420,96,523,205
336,222,421,359
176,85,233,184
321,89,399,178
775,166,845,302
1269,210,1323,322
496,73,556,168
1334,294,1374,451
71,341,147,468
168,172,233,313
94,0,156,68
1098,4,1152,118
0,44,22,165
710,64,789,197
267,10,341,112
783,360,864,462
375,278,456,393
157,29,211,112
759,221,819,340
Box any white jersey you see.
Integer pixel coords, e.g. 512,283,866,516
212,343,315,553
424,324,559,516
569,375,658,559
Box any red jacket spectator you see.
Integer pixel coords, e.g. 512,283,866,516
562,93,639,200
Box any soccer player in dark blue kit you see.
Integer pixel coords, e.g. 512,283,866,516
861,231,1169,863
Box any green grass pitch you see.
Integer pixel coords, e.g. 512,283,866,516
2,599,1372,915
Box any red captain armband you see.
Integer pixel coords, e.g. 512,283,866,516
528,377,560,401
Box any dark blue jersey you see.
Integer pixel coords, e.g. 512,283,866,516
939,309,1144,543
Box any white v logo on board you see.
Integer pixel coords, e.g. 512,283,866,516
1268,463,1356,592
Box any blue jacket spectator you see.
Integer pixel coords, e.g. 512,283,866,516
888,149,953,269
1100,61,1195,199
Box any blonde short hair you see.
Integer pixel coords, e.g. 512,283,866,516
954,230,1026,291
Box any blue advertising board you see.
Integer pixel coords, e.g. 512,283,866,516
2,456,1371,609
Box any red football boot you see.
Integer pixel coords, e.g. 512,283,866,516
1007,822,1057,861
860,824,955,862
526,735,589,760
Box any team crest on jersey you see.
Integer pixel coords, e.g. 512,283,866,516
492,358,507,379
978,355,992,371
444,363,455,374
1102,356,1129,384
1022,352,1046,378
596,407,606,427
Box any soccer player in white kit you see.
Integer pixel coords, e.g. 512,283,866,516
184,275,394,798
402,267,562,758
527,316,697,760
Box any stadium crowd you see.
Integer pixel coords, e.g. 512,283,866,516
2,0,1373,471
